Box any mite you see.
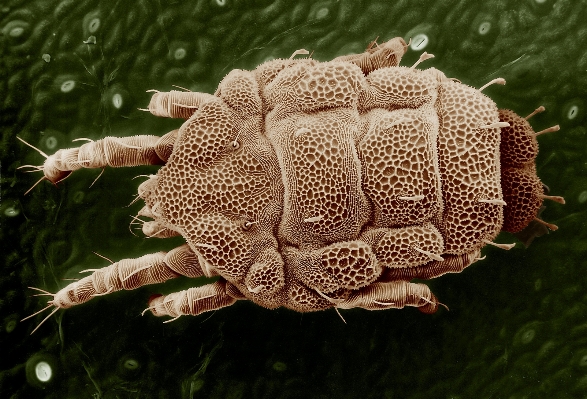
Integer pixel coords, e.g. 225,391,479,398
20,37,563,333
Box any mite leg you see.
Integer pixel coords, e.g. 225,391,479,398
50,252,175,309
332,37,408,73
338,281,440,314
24,245,209,333
147,280,237,320
38,130,179,184
39,245,206,310
163,244,208,278
381,249,481,281
145,90,217,118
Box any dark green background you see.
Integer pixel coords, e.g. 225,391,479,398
1,0,586,397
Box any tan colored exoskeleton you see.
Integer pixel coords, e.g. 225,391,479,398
21,37,564,332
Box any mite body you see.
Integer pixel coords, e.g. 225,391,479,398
21,37,563,332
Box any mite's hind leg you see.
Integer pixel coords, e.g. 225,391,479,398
50,252,179,310
382,249,481,281
147,280,237,321
338,281,441,314
24,245,212,333
332,37,408,74
35,245,206,311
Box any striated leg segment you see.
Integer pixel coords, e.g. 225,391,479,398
24,246,211,334
147,280,237,318
146,90,217,118
51,252,179,309
332,37,408,74
47,245,207,310
338,281,440,314
42,134,177,183
381,249,481,281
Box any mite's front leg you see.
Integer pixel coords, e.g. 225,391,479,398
19,131,179,185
